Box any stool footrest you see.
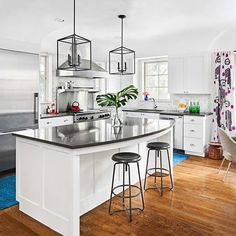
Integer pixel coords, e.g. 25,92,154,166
109,207,143,215
144,186,174,191
147,167,171,177
112,184,142,199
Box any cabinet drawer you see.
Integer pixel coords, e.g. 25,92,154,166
141,113,159,119
184,137,203,153
123,112,141,118
39,116,73,128
123,111,159,119
184,116,203,124
184,124,203,138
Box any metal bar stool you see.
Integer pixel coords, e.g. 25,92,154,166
109,152,144,222
144,142,174,196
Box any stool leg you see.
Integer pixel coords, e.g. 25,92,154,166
137,162,144,210
109,163,117,214
167,149,174,190
127,163,132,222
144,149,150,191
122,163,125,206
160,150,163,196
154,150,157,183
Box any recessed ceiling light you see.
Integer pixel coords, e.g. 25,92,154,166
55,18,65,23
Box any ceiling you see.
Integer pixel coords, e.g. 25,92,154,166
1,0,236,59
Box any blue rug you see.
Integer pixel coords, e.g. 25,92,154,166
173,152,189,167
0,175,18,210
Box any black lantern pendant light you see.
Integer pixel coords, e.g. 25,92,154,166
57,0,92,71
109,15,135,75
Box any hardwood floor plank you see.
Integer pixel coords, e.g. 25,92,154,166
0,156,236,236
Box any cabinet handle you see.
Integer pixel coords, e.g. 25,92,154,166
46,121,51,125
190,119,195,122
190,130,195,132
64,119,68,122
190,144,195,147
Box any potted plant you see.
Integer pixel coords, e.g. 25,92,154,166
96,85,138,126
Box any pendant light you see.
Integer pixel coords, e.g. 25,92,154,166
57,0,92,71
109,15,135,75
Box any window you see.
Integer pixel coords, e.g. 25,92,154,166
144,60,170,100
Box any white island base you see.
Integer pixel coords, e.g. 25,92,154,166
15,127,173,236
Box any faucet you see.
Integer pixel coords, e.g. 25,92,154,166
150,97,158,109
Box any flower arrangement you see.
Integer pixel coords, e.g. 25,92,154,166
143,91,150,101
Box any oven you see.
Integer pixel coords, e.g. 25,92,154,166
73,110,111,123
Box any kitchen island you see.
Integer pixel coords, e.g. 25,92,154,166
13,117,174,236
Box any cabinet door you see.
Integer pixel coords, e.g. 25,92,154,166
185,56,206,94
168,57,184,94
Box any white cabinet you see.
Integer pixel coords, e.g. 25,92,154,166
168,57,185,94
168,54,211,94
123,111,160,119
184,115,212,157
39,116,73,128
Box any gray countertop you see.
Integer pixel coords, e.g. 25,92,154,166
123,109,213,117
13,117,174,149
0,112,38,133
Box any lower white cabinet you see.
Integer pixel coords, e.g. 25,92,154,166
39,116,73,128
184,115,212,157
123,111,160,119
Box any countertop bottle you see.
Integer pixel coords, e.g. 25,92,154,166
196,101,200,113
189,101,193,113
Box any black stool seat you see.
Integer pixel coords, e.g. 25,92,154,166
147,142,170,150
112,152,141,163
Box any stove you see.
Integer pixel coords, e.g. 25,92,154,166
73,110,111,123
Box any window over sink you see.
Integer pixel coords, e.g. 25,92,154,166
144,59,170,100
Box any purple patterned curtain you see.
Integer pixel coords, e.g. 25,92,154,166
212,51,236,142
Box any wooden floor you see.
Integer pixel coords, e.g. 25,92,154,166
1,157,236,236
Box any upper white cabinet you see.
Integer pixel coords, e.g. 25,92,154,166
168,57,185,94
168,54,211,94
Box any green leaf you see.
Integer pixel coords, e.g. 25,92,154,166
96,93,117,107
96,85,138,108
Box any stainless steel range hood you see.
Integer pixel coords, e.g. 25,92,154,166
56,59,108,79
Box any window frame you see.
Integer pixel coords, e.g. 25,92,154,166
143,58,170,102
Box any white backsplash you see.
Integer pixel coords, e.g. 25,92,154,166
125,94,212,113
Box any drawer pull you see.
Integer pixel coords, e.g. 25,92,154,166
46,122,51,125
190,119,195,122
190,144,195,147
190,130,195,132
64,119,68,122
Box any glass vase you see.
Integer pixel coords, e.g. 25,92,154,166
112,107,122,127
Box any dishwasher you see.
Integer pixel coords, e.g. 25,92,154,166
160,114,184,150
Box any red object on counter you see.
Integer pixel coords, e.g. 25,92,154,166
71,101,80,112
